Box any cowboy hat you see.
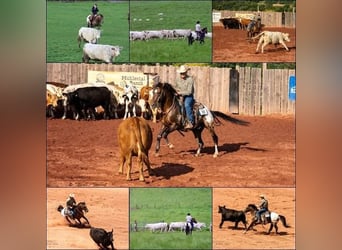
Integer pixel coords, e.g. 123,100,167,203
69,193,75,198
259,194,265,198
177,65,190,74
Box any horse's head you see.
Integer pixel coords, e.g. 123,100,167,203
78,202,89,213
244,204,258,213
151,82,178,111
192,217,197,223
202,27,208,33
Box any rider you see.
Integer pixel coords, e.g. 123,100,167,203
255,194,269,223
247,12,261,31
186,212,194,230
90,3,99,23
66,193,76,218
174,65,195,130
195,21,201,40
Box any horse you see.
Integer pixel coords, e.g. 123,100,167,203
197,27,208,44
247,19,262,40
87,14,104,28
185,218,197,235
151,82,220,158
57,201,90,227
244,204,290,234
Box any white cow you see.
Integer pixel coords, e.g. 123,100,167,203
193,222,207,231
144,222,168,232
77,27,101,48
253,31,291,53
82,44,122,64
130,31,146,41
168,222,186,232
144,30,164,40
173,29,191,39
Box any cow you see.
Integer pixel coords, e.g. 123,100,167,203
137,85,154,121
63,86,116,120
252,31,291,53
144,222,168,232
89,227,115,249
82,44,122,64
173,29,191,39
144,30,164,40
122,84,139,119
77,27,101,48
46,84,64,118
218,205,247,230
219,18,240,29
168,222,186,232
130,31,146,41
117,117,153,181
193,222,207,231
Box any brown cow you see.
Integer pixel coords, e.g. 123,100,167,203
117,117,153,181
139,85,161,123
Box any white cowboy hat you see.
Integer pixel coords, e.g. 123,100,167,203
69,193,75,198
177,65,190,74
259,194,265,198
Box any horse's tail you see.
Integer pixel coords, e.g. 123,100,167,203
57,205,64,212
211,111,250,126
279,215,290,228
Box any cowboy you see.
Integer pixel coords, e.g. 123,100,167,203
66,193,76,218
195,21,201,40
186,213,194,230
174,65,195,130
255,194,269,223
90,3,99,23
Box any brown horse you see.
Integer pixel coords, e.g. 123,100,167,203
87,14,104,28
57,201,90,227
151,82,220,158
247,19,262,39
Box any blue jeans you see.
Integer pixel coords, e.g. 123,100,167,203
256,208,267,220
184,95,194,124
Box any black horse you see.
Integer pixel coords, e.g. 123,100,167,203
218,205,247,229
244,204,290,234
185,218,197,235
198,27,208,44
57,201,90,227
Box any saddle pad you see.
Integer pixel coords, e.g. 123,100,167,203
198,108,208,116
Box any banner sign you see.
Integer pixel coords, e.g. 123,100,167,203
288,75,296,101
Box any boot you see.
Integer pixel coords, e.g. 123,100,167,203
184,121,193,130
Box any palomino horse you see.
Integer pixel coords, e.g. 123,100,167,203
151,82,220,158
244,204,290,234
57,201,90,226
247,19,262,39
87,14,104,28
185,218,197,235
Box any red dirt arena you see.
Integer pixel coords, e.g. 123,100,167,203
213,188,295,249
47,188,129,249
47,115,295,188
213,26,296,62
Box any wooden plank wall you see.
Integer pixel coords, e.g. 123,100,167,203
47,63,295,116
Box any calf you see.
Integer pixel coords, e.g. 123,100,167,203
117,117,153,181
90,227,115,249
253,31,290,53
218,205,247,229
122,84,139,119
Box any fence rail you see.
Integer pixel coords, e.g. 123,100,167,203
47,63,295,116
213,10,296,28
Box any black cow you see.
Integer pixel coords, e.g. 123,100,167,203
218,205,247,229
90,227,115,249
64,86,116,120
219,18,240,29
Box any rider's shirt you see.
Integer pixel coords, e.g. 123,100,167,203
174,76,195,96
259,198,268,210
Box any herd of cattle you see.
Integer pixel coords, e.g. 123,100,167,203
46,82,159,122
130,29,212,41
139,221,210,233
77,27,122,63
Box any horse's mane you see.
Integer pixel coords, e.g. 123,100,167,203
161,82,177,95
247,204,258,210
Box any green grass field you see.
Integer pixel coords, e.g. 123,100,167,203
47,1,129,63
130,188,212,249
130,0,212,62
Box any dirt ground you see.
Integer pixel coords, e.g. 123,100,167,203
47,188,129,249
213,26,296,62
213,188,295,249
47,115,295,188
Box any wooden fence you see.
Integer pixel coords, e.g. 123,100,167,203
213,10,296,28
47,63,295,116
